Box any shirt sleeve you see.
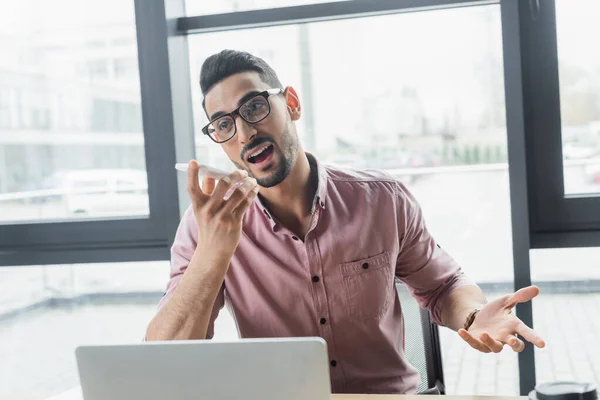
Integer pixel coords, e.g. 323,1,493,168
394,181,476,325
156,205,225,339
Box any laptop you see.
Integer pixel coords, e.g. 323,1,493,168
75,337,331,400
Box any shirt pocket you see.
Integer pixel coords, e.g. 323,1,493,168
340,251,395,321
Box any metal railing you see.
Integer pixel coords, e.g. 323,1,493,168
0,184,148,203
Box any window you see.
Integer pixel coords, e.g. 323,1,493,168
189,7,507,172
0,0,147,223
188,4,519,395
531,248,600,385
0,0,180,265
515,0,600,245
556,0,600,196
0,261,169,399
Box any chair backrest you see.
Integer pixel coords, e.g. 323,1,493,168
395,280,445,394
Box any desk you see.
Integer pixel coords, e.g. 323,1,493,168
336,397,524,400
47,387,524,400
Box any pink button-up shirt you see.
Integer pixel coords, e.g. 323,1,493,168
159,154,474,394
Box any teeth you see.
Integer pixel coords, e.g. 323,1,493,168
254,147,267,157
248,144,271,159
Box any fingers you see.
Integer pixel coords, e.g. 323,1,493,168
458,329,491,353
460,329,527,354
506,335,525,352
208,170,248,206
506,286,540,308
220,177,259,214
201,176,216,195
479,332,504,353
187,160,208,209
232,185,260,219
516,321,546,348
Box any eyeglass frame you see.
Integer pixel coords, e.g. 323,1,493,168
201,88,284,144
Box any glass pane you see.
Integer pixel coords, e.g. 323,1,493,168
186,0,344,16
189,5,519,395
556,0,600,195
531,248,600,385
0,0,149,224
0,261,170,399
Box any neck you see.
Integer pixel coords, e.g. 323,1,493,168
258,151,317,237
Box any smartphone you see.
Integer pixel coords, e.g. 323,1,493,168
175,163,229,180
175,163,252,200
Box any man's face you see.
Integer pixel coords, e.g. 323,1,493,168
203,71,301,188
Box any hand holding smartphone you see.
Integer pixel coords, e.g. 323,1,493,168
181,161,259,263
175,162,254,200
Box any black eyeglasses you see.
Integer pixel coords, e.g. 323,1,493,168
202,88,284,143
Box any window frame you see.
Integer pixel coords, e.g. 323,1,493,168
177,0,497,33
0,0,186,266
514,0,600,248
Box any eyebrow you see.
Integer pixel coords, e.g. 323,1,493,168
208,90,263,121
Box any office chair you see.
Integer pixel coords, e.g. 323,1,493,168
396,280,446,395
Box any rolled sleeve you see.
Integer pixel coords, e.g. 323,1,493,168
157,205,225,339
394,182,475,325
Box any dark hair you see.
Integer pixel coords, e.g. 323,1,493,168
200,50,283,98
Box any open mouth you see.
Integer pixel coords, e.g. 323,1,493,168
247,143,274,165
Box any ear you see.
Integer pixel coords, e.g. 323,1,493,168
284,87,301,121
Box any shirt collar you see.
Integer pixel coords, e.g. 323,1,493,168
307,153,327,214
256,153,327,229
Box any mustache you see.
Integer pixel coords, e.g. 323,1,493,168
241,136,275,160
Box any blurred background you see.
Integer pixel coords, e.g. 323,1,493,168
1,0,599,399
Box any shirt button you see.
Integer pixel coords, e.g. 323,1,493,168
312,276,320,283
320,317,327,324
362,262,369,269
330,360,337,367
292,236,299,241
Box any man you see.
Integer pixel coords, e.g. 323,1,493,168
146,50,545,394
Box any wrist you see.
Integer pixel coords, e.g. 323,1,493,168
192,255,231,275
185,250,231,292
194,242,235,265
464,308,482,331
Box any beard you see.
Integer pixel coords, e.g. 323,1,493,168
232,123,299,188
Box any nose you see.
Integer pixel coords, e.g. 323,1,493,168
235,115,257,145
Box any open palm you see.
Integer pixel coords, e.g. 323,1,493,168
458,286,546,353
